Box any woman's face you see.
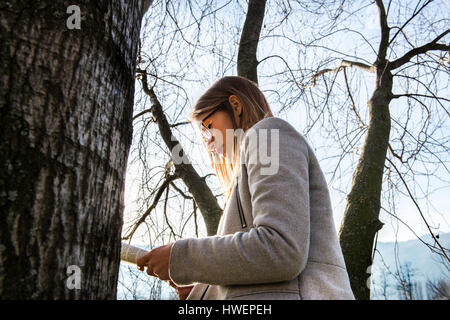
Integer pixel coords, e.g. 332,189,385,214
196,95,242,158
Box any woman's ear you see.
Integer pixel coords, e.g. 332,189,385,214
229,95,242,117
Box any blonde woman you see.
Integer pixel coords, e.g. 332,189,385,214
137,76,355,300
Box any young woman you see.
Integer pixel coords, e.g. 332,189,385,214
137,76,355,300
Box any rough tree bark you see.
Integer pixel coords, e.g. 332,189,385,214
0,0,151,299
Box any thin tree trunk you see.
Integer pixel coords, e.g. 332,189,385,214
237,0,267,84
338,0,393,300
0,0,149,299
338,70,392,299
135,73,223,236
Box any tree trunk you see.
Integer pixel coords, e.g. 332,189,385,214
0,0,148,299
338,1,394,300
237,0,267,84
338,65,392,300
138,80,223,236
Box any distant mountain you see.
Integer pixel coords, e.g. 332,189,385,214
370,232,450,299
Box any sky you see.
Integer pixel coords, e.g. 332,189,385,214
123,0,450,248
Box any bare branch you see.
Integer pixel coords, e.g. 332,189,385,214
163,184,177,239
389,29,450,70
393,74,450,117
385,157,450,262
132,108,154,121
169,181,193,200
388,0,433,46
392,93,450,103
380,204,443,255
392,93,450,117
123,174,179,241
307,59,375,88
340,59,376,72
170,121,190,128
343,67,366,128
374,0,390,62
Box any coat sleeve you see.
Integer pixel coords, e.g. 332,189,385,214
169,118,311,286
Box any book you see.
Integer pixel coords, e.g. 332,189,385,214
120,242,148,265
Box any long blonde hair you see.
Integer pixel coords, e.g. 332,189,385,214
188,76,274,203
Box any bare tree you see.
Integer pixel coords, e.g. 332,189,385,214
373,267,391,299
426,278,450,300
124,0,268,242
123,1,234,242
125,73,223,237
276,0,450,299
0,0,152,298
395,261,420,299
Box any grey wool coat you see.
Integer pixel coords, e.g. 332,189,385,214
169,116,355,300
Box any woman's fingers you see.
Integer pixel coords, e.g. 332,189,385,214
136,243,174,281
136,251,152,268
137,251,156,277
146,267,158,277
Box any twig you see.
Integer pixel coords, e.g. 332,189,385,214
123,174,179,240
385,157,450,262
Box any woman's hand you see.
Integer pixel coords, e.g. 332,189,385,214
169,281,194,300
136,242,174,281
137,242,193,299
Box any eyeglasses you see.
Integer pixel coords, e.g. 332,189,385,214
198,103,226,141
